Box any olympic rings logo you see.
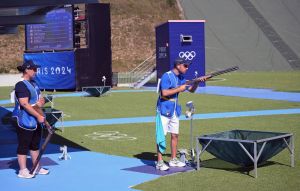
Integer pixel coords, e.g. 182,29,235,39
179,51,196,60
84,131,137,141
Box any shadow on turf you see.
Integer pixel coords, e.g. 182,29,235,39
0,114,88,174
50,131,89,152
0,106,89,158
133,152,172,165
0,124,89,159
134,152,171,161
201,158,289,177
4,157,59,175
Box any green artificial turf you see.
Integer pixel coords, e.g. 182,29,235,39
0,86,13,100
52,92,300,121
207,71,300,92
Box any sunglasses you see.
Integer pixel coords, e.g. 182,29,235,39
183,64,189,68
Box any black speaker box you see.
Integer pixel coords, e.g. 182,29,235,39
75,3,112,90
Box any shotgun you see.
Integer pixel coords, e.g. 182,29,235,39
186,66,239,85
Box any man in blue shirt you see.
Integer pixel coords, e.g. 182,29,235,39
156,58,208,171
12,60,49,178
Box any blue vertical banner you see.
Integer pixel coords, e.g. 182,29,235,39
155,22,170,79
24,51,75,89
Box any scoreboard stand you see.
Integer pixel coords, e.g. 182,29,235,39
24,3,112,91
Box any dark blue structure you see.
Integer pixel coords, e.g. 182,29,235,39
156,20,206,86
23,4,112,90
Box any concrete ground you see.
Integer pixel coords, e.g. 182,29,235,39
0,74,21,87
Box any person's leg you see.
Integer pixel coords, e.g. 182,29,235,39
16,126,33,170
169,115,179,159
17,154,34,179
157,115,169,162
156,115,170,171
29,125,41,167
15,125,35,178
156,144,169,171
157,145,163,161
170,133,178,159
30,150,39,167
30,148,49,175
169,133,185,167
168,115,185,167
29,125,49,175
17,155,27,170
30,124,51,175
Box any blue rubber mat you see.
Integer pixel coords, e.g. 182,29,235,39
0,151,159,191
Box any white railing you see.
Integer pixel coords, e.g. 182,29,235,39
131,55,156,87
113,52,156,87
130,52,155,73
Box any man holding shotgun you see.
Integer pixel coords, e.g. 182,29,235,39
11,60,50,178
155,58,208,171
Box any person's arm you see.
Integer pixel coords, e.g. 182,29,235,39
161,84,188,97
18,97,45,123
160,73,188,97
188,76,210,93
35,97,45,108
32,104,52,129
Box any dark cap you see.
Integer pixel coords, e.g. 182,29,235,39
174,58,191,66
17,60,40,72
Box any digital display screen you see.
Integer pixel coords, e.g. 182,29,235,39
26,7,73,51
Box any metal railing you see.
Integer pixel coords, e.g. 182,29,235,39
113,51,156,87
131,54,156,87
130,51,155,73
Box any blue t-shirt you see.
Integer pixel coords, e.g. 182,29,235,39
160,70,186,99
15,81,31,99
15,80,40,109
157,70,186,117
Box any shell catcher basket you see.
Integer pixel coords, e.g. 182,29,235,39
196,130,294,178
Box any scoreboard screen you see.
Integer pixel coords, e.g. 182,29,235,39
26,7,74,51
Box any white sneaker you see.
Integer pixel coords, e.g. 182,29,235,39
34,167,50,175
156,160,169,171
18,168,35,179
169,158,186,167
